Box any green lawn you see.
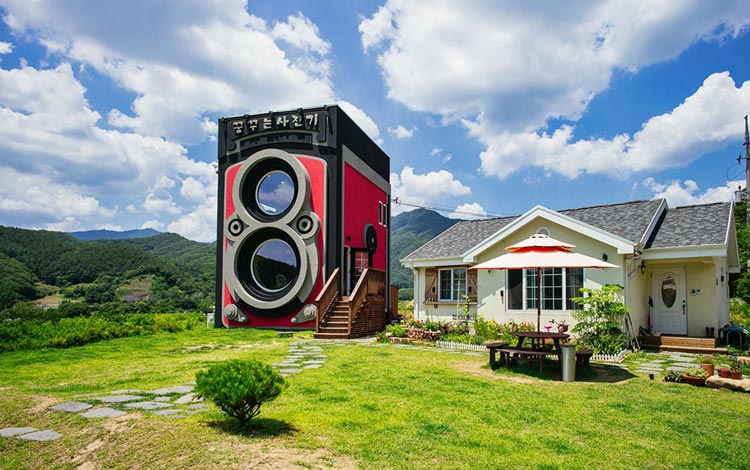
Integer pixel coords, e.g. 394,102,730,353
1,328,748,469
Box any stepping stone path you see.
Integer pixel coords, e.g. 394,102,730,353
0,384,202,443
273,340,330,377
629,350,733,377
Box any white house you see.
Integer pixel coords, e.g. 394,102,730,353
401,199,740,339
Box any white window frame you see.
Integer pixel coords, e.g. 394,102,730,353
438,268,467,301
506,267,584,311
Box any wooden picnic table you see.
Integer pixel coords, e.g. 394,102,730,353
499,331,570,373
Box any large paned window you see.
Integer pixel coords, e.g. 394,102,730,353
507,268,583,311
439,268,467,301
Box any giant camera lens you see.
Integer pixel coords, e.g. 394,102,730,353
256,171,294,216
251,239,298,292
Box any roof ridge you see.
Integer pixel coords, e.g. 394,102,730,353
559,198,662,213
670,201,730,209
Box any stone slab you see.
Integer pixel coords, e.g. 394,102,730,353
110,389,142,394
0,427,37,437
187,403,208,410
17,430,63,441
149,385,194,395
279,368,303,374
303,364,322,369
124,401,174,410
154,396,173,402
96,395,146,403
49,401,93,413
174,393,199,404
81,407,127,418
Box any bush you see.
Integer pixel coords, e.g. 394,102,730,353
386,323,406,337
195,360,287,428
571,285,628,355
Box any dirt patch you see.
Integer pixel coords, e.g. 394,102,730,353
212,437,356,470
452,361,536,384
102,414,141,434
72,439,105,464
29,395,59,414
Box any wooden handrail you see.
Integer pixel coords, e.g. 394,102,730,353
315,268,340,333
348,268,386,331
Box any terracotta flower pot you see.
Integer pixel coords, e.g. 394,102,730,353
699,363,714,376
730,370,742,380
682,375,707,386
717,368,731,378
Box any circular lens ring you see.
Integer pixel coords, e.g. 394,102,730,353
235,227,302,303
250,238,298,293
255,170,295,216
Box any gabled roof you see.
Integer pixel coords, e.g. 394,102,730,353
402,216,516,261
560,199,665,245
648,202,732,248
401,199,733,264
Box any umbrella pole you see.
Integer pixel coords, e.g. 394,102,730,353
537,268,541,333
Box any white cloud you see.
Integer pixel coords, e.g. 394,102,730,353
387,124,415,139
143,189,181,214
141,220,165,231
449,202,487,220
430,147,442,156
642,178,742,207
474,73,750,179
1,1,340,144
360,1,748,134
0,166,115,221
167,196,217,242
271,12,331,55
360,1,750,180
390,166,471,215
337,100,382,145
0,42,12,55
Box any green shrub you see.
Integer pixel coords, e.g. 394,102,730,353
571,285,628,355
195,360,287,428
386,323,406,337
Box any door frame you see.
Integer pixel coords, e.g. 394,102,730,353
651,267,687,335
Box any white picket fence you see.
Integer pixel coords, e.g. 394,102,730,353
591,349,628,363
436,340,487,352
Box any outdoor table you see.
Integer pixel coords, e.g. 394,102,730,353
509,331,570,355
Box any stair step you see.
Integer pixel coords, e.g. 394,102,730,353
314,332,349,340
317,327,348,334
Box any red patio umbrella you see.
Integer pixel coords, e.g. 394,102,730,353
470,233,618,332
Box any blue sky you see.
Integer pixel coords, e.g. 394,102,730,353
0,1,749,242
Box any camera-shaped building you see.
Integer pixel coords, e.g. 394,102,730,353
216,105,390,337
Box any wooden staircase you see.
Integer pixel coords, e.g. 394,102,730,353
313,267,387,340
314,297,350,339
639,335,728,354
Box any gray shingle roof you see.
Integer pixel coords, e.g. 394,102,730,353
402,199,730,262
559,199,663,243
402,216,516,260
648,202,730,248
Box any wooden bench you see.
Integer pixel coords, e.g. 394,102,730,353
576,349,593,368
497,347,547,373
486,341,509,367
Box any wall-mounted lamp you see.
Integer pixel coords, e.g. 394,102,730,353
601,253,608,262
639,260,646,275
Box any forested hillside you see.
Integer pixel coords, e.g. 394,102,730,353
0,226,213,313
390,208,458,291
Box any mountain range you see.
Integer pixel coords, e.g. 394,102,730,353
0,208,457,310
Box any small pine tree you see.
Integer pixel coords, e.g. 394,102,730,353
195,359,286,428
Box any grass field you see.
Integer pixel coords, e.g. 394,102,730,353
1,327,749,469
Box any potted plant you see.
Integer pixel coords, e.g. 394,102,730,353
730,358,743,380
681,367,708,386
698,356,715,376
717,366,731,378
551,319,569,333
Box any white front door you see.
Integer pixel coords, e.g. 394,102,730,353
652,267,687,335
